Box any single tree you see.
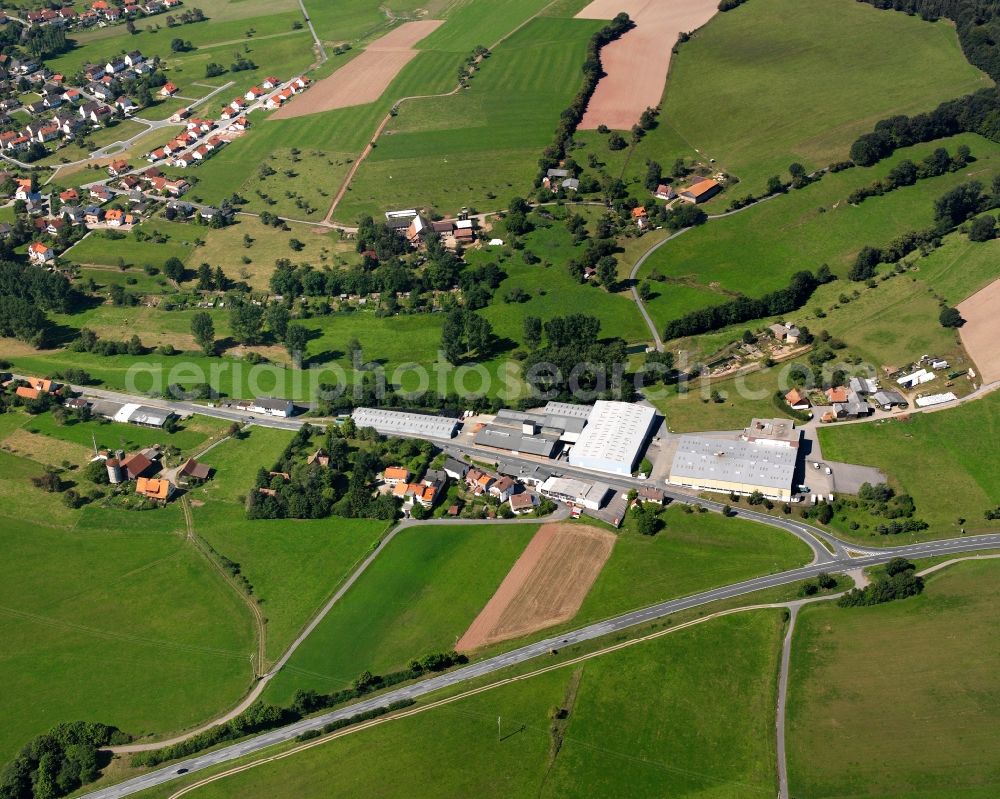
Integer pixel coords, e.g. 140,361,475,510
190,311,215,355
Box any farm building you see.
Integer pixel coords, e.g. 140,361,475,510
872,389,907,410
110,403,172,428
351,407,458,439
679,178,721,204
178,457,211,481
784,388,809,410
568,401,658,476
769,322,801,344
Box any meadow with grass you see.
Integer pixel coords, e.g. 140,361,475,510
0,472,255,764
615,0,990,196
263,523,540,704
141,609,786,799
788,559,1000,799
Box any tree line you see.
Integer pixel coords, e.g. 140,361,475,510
536,13,635,183
663,268,829,341
0,261,79,346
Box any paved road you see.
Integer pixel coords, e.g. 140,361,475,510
78,529,1000,799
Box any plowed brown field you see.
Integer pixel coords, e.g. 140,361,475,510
456,523,615,651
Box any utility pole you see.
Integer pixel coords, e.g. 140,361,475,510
497,716,501,743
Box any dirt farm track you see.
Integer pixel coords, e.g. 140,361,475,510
957,277,1000,383
577,0,720,130
271,20,444,118
456,523,616,652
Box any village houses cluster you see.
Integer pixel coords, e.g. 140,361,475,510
20,0,183,30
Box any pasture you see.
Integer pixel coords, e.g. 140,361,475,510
638,134,1000,330
335,15,605,221
818,391,1000,536
65,221,197,271
262,523,540,704
0,506,255,764
630,0,990,194
140,609,786,799
788,559,1000,799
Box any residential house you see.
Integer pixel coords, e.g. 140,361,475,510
442,457,468,481
244,86,265,101
509,492,538,515
637,486,665,505
159,82,178,97
382,467,410,486
654,183,676,201
61,206,85,224
784,388,810,410
105,58,127,75
28,242,54,264
83,205,103,224
116,96,137,116
87,83,114,101
107,158,130,177
172,151,196,168
89,185,113,203
631,205,649,230
488,475,517,502
769,322,801,345
261,76,280,89
124,50,144,68
136,476,173,502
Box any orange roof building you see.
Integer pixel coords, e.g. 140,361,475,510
383,466,410,484
785,388,809,408
136,477,173,501
680,178,722,204
825,387,849,404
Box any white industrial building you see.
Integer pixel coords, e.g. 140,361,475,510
538,476,612,510
352,407,459,438
568,401,658,476
109,402,172,428
668,419,802,501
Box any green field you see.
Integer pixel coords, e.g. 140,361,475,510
619,0,991,196
788,559,1000,799
0,503,255,764
819,392,1000,536
263,523,539,703
638,135,1000,328
65,221,198,271
145,609,787,799
574,506,812,623
20,411,227,455
336,14,604,221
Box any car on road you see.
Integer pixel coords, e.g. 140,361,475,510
176,768,188,774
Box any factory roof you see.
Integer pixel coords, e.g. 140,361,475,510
670,435,798,491
351,407,459,438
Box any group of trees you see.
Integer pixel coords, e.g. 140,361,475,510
847,178,998,281
838,557,924,607
847,145,971,205
663,268,825,341
521,313,632,400
440,307,495,363
0,261,79,346
0,721,129,799
69,328,144,358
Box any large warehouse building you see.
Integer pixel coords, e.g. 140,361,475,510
352,407,459,439
667,418,801,501
568,401,658,476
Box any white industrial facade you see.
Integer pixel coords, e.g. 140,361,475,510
568,401,657,476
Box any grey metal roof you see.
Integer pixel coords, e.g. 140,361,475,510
351,407,458,438
873,390,906,406
494,408,586,436
569,401,657,473
252,397,292,411
474,423,560,457
669,435,798,492
541,401,592,420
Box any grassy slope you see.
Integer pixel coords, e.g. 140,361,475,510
639,134,1000,317
263,523,540,703
145,610,786,799
818,391,1000,536
188,426,389,662
788,560,1000,799
335,13,603,221
0,508,255,764
633,0,989,195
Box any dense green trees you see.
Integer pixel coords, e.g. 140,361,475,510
0,721,128,799
228,299,265,345
838,558,924,607
440,308,495,363
939,306,964,327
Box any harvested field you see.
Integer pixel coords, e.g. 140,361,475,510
271,20,444,118
957,277,1000,383
456,523,615,651
577,0,719,130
